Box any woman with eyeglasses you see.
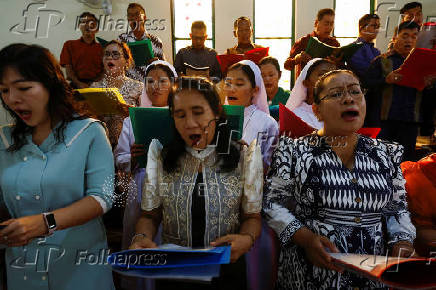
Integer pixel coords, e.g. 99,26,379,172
263,70,416,289
90,40,143,148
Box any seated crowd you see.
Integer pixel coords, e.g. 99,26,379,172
0,2,435,290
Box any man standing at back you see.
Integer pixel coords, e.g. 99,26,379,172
284,8,340,78
118,3,164,81
364,21,421,161
226,17,263,54
348,14,381,79
174,21,222,81
60,12,103,89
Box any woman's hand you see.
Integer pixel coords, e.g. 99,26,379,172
211,234,254,263
385,70,403,84
0,215,47,247
391,240,417,258
129,235,157,250
293,227,342,272
303,234,343,272
130,143,145,170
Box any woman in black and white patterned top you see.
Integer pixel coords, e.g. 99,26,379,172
263,70,416,289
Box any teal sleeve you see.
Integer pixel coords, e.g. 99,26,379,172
85,122,115,210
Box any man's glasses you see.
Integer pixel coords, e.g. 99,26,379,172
104,51,122,60
319,86,366,102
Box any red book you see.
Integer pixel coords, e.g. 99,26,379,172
279,104,381,139
396,48,436,91
279,103,315,138
216,47,269,74
331,253,436,289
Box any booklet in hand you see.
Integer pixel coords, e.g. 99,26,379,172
129,105,244,168
330,253,436,289
74,88,127,116
396,48,436,91
305,37,363,60
217,47,269,74
129,107,173,168
97,37,155,67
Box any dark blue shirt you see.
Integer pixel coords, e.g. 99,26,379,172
348,37,380,79
364,52,420,123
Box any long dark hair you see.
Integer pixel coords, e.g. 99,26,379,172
163,77,240,173
0,43,84,151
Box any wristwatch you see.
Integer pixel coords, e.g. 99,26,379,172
42,212,57,236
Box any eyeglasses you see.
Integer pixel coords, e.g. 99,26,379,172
319,86,366,102
104,51,121,60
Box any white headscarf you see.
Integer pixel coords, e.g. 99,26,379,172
140,60,178,107
226,60,269,114
285,58,322,111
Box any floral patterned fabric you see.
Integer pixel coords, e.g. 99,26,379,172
141,139,263,247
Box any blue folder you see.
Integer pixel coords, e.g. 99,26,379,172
108,246,231,281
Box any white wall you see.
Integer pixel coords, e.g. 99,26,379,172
295,0,334,39
214,0,253,54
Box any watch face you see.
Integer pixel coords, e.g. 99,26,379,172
45,214,56,229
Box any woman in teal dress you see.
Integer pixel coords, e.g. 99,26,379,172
0,44,115,290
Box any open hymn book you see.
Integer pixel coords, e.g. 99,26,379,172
330,253,436,289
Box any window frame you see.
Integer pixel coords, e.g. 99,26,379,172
332,0,375,43
170,0,216,61
253,0,296,88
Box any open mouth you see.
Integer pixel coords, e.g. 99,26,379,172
227,96,238,101
107,62,115,68
189,134,202,146
16,109,32,121
341,109,359,121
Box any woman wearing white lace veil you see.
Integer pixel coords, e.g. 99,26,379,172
114,60,176,290
114,60,177,249
225,59,278,169
225,60,279,290
285,58,336,129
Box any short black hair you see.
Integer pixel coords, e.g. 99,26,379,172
400,2,422,14
127,3,145,15
258,56,281,73
233,16,252,30
191,20,207,31
317,8,335,21
398,21,421,33
358,14,380,31
79,12,98,23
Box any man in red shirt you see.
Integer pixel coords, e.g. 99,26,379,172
60,12,103,89
284,8,340,78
